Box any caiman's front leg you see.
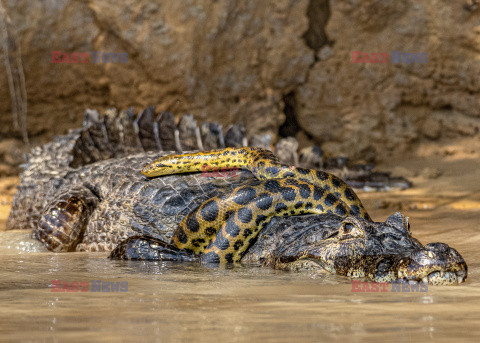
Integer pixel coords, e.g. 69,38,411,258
33,187,98,252
142,147,370,220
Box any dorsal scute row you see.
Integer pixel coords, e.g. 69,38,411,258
69,107,265,168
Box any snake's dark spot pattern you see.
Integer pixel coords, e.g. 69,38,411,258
324,193,337,207
299,184,311,199
233,240,243,250
255,214,268,226
283,172,295,177
294,202,303,209
225,218,240,237
237,207,253,224
186,213,200,232
344,188,355,201
313,186,324,200
305,202,313,210
176,228,188,244
214,233,230,250
255,193,273,210
205,227,217,236
275,203,287,213
191,238,205,247
233,187,257,205
225,253,234,263
316,170,328,181
316,204,324,211
243,228,252,238
280,187,296,202
296,167,310,175
331,177,341,188
264,180,280,193
200,199,219,222
335,203,347,216
350,205,360,216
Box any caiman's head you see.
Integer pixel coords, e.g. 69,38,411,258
265,212,467,285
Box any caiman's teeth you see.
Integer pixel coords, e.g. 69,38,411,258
398,271,404,279
422,276,428,284
458,276,464,284
440,271,444,277
427,251,434,258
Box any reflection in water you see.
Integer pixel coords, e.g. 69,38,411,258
0,232,479,341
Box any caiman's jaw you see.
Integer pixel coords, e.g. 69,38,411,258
394,243,467,285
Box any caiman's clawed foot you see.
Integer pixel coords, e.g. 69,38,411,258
110,236,198,262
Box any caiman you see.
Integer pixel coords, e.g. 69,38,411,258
5,107,467,285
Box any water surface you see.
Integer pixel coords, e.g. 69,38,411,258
1,217,479,342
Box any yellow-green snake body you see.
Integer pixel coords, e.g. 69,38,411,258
142,147,371,263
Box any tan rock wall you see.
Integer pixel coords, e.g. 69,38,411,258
1,0,479,166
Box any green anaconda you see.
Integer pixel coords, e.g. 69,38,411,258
141,147,370,263
5,107,467,285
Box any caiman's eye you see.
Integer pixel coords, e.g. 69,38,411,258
344,223,355,234
340,219,364,238
405,218,412,234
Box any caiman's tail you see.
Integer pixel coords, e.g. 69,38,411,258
22,106,412,191
68,107,259,168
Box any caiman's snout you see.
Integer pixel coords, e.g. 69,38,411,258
397,243,467,285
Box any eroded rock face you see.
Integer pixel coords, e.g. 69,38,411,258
0,0,312,143
1,0,479,168
297,0,480,160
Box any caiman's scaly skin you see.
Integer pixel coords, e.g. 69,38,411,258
6,107,467,285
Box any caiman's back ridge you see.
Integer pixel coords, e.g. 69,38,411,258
5,106,467,285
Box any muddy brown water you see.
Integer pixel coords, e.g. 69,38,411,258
1,147,480,342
